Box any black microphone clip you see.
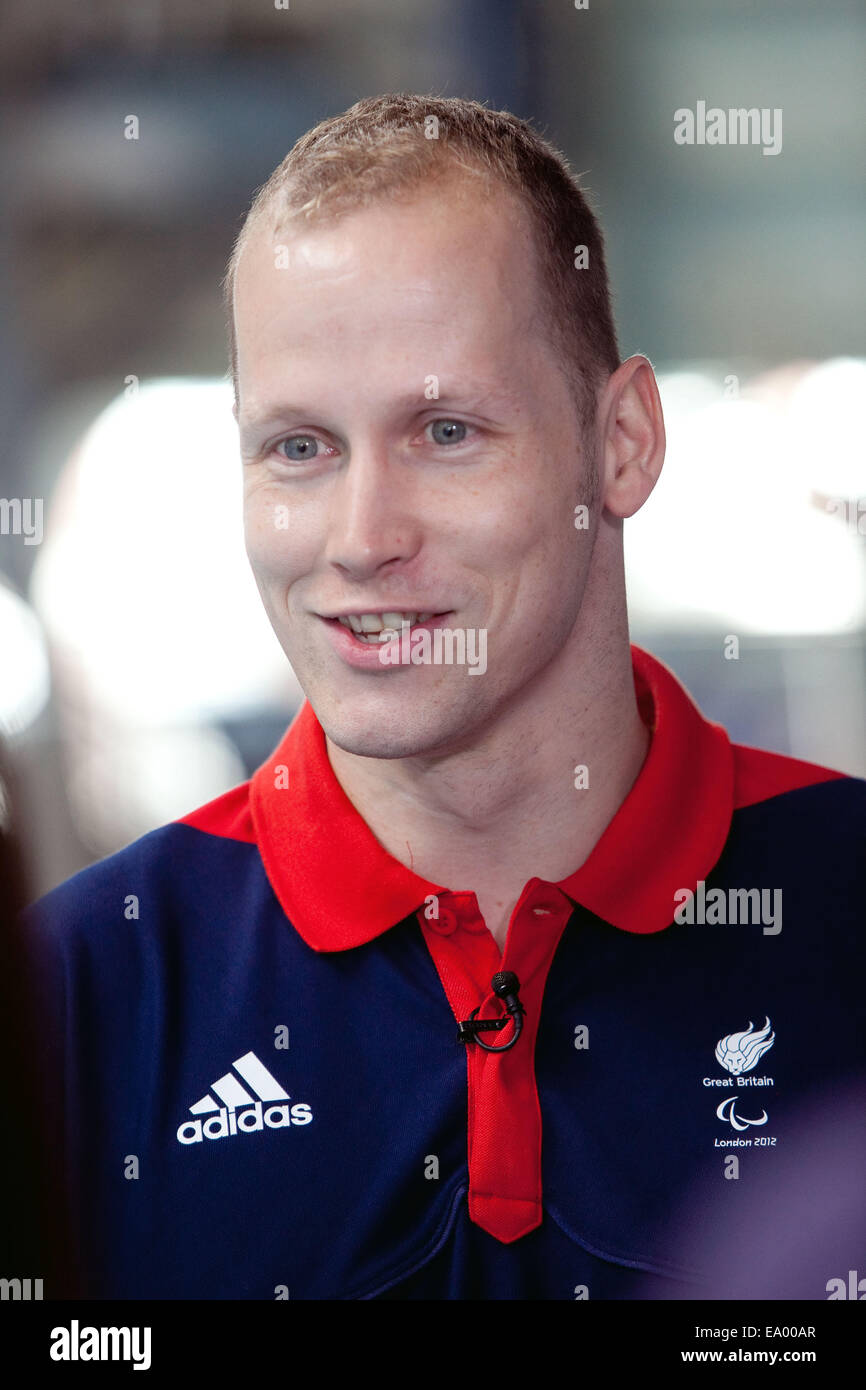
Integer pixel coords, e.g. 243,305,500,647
456,971,525,1052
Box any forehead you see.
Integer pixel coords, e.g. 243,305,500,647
232,174,548,395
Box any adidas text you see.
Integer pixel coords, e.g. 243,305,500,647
177,1099,313,1145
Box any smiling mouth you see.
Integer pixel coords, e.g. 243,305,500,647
328,612,447,644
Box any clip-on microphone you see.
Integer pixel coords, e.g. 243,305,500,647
456,971,525,1052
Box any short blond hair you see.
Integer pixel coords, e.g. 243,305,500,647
225,92,620,425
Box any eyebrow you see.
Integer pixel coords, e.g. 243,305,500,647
238,384,520,443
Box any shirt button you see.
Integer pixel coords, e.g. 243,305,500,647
460,916,488,934
426,906,458,935
527,891,572,921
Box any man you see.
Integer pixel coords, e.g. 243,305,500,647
21,94,865,1300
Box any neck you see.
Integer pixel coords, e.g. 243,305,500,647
326,602,649,954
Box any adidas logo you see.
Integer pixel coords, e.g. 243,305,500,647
176,1051,313,1146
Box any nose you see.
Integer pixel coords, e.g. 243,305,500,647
324,439,424,581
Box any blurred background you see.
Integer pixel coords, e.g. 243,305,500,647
0,0,864,900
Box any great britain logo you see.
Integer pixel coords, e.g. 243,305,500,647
704,1018,778,1147
715,1018,775,1076
176,1051,313,1146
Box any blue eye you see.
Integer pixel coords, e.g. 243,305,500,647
429,420,467,445
279,435,319,461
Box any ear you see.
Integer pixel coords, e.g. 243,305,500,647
596,355,666,519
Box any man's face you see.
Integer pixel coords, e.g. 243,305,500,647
235,174,600,759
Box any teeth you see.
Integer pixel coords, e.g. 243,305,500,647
336,610,434,640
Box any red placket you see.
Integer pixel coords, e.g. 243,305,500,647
418,879,575,1243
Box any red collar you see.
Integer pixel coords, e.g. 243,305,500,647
249,645,733,950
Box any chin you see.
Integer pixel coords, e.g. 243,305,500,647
312,682,484,761
323,724,430,760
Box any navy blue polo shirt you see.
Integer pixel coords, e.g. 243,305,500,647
20,646,866,1299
